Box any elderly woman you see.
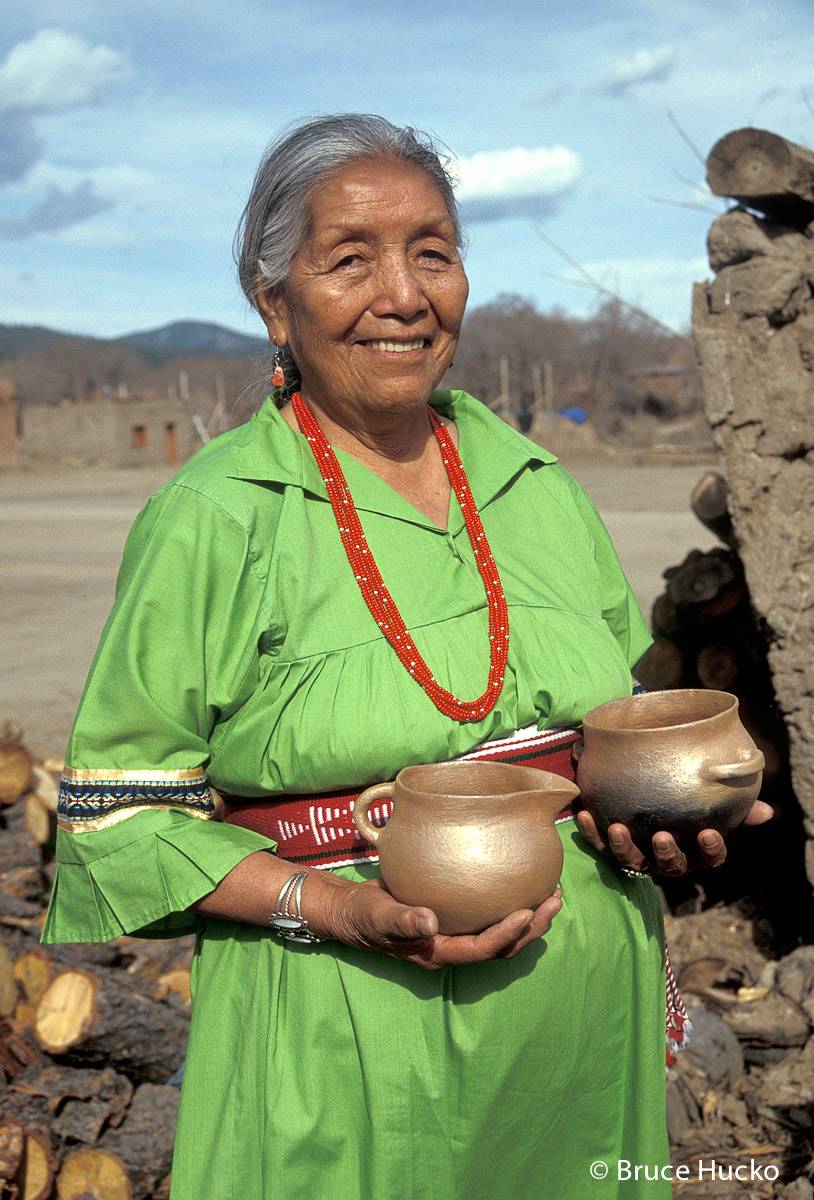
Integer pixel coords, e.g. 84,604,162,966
43,114,770,1200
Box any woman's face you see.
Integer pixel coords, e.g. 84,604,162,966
257,157,469,427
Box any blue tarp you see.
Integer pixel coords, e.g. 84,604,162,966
558,406,588,424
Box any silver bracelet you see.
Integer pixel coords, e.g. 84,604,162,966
620,865,650,878
268,872,325,944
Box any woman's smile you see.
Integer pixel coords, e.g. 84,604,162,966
359,337,429,353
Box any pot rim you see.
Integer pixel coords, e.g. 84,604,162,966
395,760,580,802
582,688,738,735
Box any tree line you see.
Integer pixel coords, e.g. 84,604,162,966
4,295,699,425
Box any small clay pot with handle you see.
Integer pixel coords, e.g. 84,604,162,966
354,760,578,935
575,688,764,853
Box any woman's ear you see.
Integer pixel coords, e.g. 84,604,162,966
255,280,289,348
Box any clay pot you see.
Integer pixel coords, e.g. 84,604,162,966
575,689,764,852
353,760,578,935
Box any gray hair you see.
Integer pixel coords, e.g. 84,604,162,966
236,114,462,301
234,115,463,391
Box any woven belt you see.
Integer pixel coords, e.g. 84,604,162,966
222,726,581,870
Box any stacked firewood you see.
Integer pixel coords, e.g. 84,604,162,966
0,723,192,1200
635,471,788,796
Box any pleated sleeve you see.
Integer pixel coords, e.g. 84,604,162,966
42,481,277,943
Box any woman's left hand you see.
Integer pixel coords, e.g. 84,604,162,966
576,800,774,877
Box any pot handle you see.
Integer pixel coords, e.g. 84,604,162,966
352,783,394,846
572,737,584,763
700,749,765,781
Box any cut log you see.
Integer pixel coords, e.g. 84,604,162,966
35,969,99,1053
635,638,684,691
0,939,17,1017
696,643,740,691
99,1084,179,1200
0,819,44,878
29,766,59,815
22,795,57,862
14,1000,37,1030
4,1064,132,1144
13,950,54,1006
34,968,189,1083
56,1148,133,1200
154,969,191,1005
0,865,47,904
665,547,741,610
0,1018,46,1080
152,1174,171,1200
17,1129,58,1200
707,127,814,222
690,471,735,548
0,1117,25,1184
0,740,34,806
651,590,682,637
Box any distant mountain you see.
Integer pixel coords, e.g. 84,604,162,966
0,320,268,363
0,323,101,359
117,320,267,362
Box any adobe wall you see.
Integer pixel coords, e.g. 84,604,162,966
692,144,814,885
20,399,202,467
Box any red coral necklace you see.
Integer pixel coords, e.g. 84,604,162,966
291,391,509,723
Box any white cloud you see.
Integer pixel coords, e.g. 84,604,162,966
602,45,675,96
0,29,132,113
453,145,582,223
455,146,582,201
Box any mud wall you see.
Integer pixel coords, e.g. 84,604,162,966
692,129,814,886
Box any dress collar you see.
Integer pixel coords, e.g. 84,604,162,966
225,390,557,530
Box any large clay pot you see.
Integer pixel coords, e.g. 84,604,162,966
575,689,764,851
353,760,578,935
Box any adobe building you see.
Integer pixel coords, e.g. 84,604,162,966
18,394,219,468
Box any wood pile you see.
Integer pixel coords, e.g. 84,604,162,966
634,468,814,950
635,470,788,798
0,726,192,1200
665,904,814,1197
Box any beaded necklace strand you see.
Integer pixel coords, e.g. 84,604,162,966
291,391,509,723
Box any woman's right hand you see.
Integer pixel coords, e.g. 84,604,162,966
319,877,563,970
194,851,561,970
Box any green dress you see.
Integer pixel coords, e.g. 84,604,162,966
44,391,670,1199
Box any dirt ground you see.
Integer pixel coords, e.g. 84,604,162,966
0,452,719,760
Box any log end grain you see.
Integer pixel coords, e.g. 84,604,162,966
0,940,18,1018
35,970,99,1055
56,1148,133,1200
13,950,54,1006
707,127,792,198
0,742,34,806
18,1129,58,1200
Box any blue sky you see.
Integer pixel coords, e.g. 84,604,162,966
1,0,813,340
